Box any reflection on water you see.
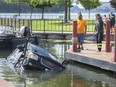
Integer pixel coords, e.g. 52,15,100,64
68,63,116,87
0,40,116,87
0,50,11,58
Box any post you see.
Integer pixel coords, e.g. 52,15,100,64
14,19,16,31
44,19,46,33
72,21,77,52
62,20,64,34
105,20,110,52
18,19,20,30
22,19,24,26
114,25,116,62
30,19,32,33
7,18,9,26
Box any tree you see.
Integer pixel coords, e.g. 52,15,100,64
5,0,59,19
110,0,116,9
67,0,73,21
29,0,59,19
78,0,101,18
5,0,28,15
60,0,75,23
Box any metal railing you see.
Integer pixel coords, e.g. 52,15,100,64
0,15,96,33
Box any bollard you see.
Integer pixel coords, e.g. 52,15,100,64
114,25,116,62
72,21,77,52
105,20,110,52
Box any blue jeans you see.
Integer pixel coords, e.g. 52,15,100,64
77,34,84,44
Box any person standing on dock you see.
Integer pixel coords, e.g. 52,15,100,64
109,11,115,33
103,15,108,26
77,14,87,50
94,13,104,52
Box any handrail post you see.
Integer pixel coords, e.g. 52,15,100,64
18,19,20,30
44,19,45,33
1,18,2,26
30,19,32,33
8,18,9,26
72,21,77,52
14,18,16,31
62,20,63,34
105,20,111,52
114,25,116,62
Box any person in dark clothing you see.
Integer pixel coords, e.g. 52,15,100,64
94,13,104,52
109,11,115,33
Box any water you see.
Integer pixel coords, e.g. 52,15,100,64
0,13,116,19
0,39,116,87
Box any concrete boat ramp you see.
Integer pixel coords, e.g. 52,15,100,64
0,79,15,87
65,44,116,72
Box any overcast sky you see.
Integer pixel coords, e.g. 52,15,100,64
74,0,110,8
100,0,110,2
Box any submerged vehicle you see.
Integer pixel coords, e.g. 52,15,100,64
7,43,66,71
6,26,68,71
0,26,39,49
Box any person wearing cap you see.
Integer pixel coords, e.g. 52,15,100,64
77,14,87,50
94,13,104,52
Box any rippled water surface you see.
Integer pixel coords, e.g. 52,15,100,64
0,40,116,87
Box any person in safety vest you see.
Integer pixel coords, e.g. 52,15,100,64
94,13,104,52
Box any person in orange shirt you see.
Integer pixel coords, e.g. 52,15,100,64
77,14,87,50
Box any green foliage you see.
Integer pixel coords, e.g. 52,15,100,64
5,0,60,7
78,0,101,10
60,0,74,7
28,0,60,8
110,0,116,9
5,0,28,3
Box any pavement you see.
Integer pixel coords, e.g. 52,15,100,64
0,79,15,87
65,43,116,72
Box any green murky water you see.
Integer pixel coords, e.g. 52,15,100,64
0,39,116,87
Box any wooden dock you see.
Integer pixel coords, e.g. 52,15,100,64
65,44,116,72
